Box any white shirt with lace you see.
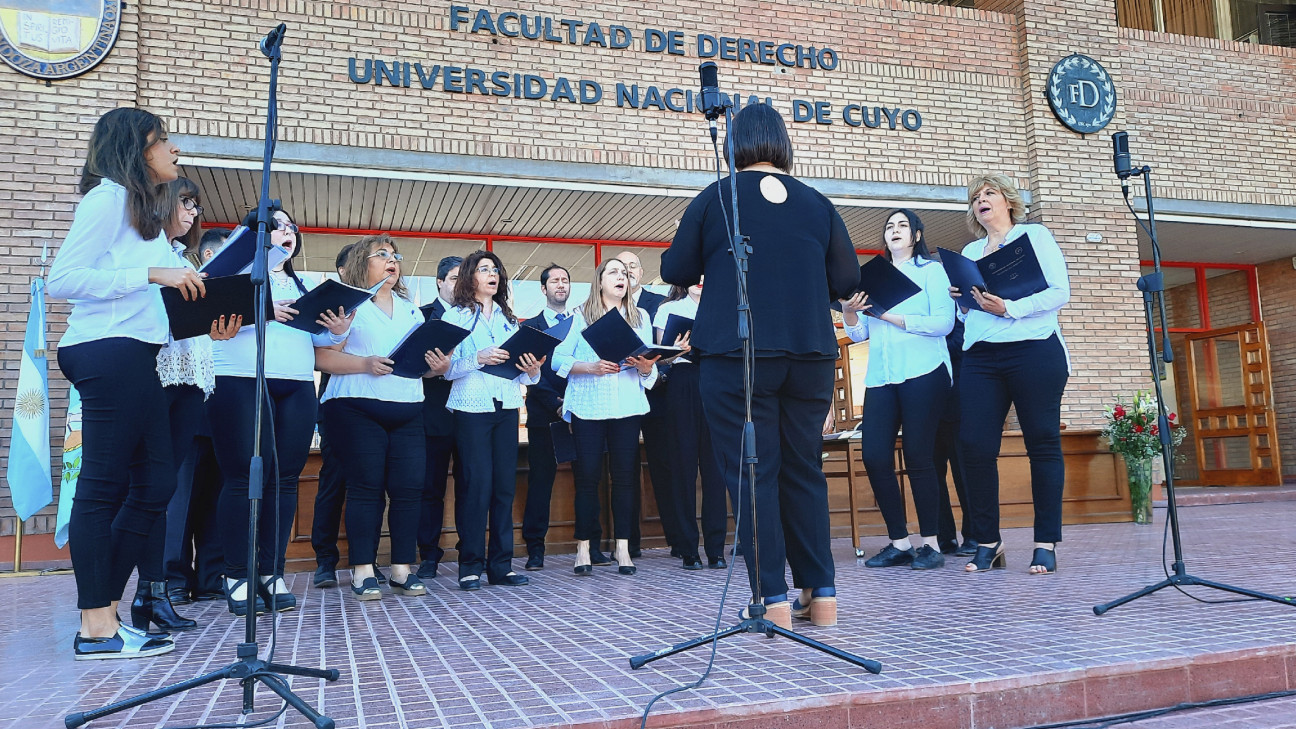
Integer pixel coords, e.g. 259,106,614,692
155,242,215,396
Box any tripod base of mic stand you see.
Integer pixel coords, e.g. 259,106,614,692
628,608,882,674
1094,569,1296,616
65,643,340,729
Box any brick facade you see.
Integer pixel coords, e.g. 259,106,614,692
0,0,1293,532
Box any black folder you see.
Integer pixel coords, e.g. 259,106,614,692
386,319,472,379
938,234,1048,312
479,325,564,380
660,314,693,346
581,309,684,362
856,255,923,317
550,420,576,464
161,274,270,340
196,226,290,278
281,279,385,335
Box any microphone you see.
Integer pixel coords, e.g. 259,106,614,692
260,23,287,58
699,61,727,141
1112,131,1132,179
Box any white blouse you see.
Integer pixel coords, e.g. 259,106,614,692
212,272,345,381
48,179,175,348
843,257,954,388
443,302,539,412
552,308,658,421
321,295,425,404
155,242,215,396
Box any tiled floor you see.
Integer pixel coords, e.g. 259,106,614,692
1121,694,1296,728
7,500,1296,729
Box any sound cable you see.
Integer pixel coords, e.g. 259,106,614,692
1020,688,1296,729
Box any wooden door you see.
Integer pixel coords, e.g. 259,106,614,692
1182,323,1282,486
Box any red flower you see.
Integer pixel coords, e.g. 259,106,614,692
1168,412,1177,421
1114,405,1126,419
1134,425,1144,433
1150,425,1159,435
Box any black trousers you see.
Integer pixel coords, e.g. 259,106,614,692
311,417,346,570
959,336,1069,544
936,354,971,544
667,363,728,560
325,398,425,566
521,415,558,555
858,365,950,540
165,433,224,593
700,356,835,600
209,376,317,579
571,414,642,542
419,432,463,565
59,338,175,610
454,406,520,581
138,383,205,582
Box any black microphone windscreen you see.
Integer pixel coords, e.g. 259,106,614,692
1112,131,1131,178
699,61,718,90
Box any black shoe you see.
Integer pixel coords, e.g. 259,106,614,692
166,587,193,606
965,543,1007,572
1030,547,1058,575
223,579,268,616
313,565,338,589
708,557,727,570
682,556,704,571
131,581,198,632
938,539,960,555
955,539,980,557
390,574,427,596
618,565,637,576
629,548,642,559
911,545,947,570
489,572,530,586
191,589,223,602
416,560,439,580
589,549,613,566
351,577,382,601
524,553,544,571
373,565,388,584
74,626,174,661
574,564,593,576
458,576,481,591
864,544,916,568
257,577,297,612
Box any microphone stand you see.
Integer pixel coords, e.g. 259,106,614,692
628,98,881,675
66,25,341,729
1093,161,1294,615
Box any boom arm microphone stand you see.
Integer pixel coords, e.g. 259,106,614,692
66,25,341,729
1093,131,1294,616
628,63,880,674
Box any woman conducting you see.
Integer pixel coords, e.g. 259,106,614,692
661,103,859,628
551,258,660,577
952,174,1070,575
841,209,954,572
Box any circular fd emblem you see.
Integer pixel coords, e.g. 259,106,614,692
0,0,121,80
1046,54,1116,134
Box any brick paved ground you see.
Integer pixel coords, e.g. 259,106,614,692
6,500,1296,729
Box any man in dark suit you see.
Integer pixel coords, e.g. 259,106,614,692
614,250,678,560
416,255,467,580
519,264,573,570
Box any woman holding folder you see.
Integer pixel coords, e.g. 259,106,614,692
841,209,955,572
552,258,660,577
653,281,728,570
316,234,449,600
208,206,351,615
443,250,544,591
950,174,1070,575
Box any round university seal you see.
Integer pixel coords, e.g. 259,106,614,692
0,0,122,80
1046,54,1117,134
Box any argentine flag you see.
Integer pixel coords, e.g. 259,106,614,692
6,277,51,521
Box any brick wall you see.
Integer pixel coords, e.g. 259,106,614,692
0,0,1292,533
1256,258,1296,477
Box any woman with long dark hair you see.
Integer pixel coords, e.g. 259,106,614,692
50,108,207,659
317,234,449,600
952,174,1070,575
842,209,955,572
661,103,859,628
130,178,242,633
208,206,352,615
443,250,544,591
552,258,660,577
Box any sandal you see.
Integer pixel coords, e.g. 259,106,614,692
791,587,837,627
964,543,1006,572
1029,547,1057,575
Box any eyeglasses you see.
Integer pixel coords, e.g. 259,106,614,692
476,265,501,275
180,198,203,216
368,250,404,262
275,220,299,233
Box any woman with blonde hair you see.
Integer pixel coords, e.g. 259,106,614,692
552,258,661,577
950,174,1070,575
